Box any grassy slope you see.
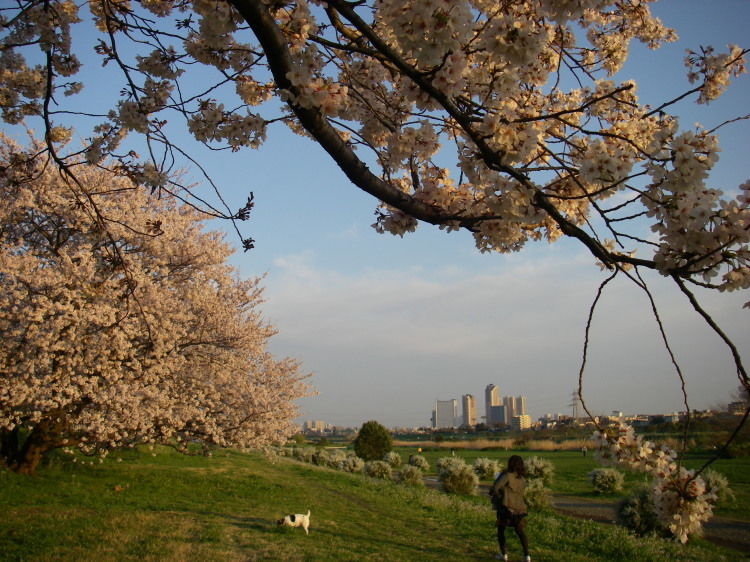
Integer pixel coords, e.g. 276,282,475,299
0,447,744,561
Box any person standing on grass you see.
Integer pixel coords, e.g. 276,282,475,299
489,455,531,562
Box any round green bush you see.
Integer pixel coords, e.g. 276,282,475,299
364,460,393,480
524,456,554,485
438,458,478,495
382,451,402,468
523,477,550,509
311,449,330,466
408,454,430,472
472,457,499,480
353,421,393,461
588,467,625,494
325,449,348,469
615,486,663,537
436,456,464,472
336,455,364,474
398,465,424,486
293,447,315,463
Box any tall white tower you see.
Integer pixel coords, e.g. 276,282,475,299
515,395,527,416
462,394,476,426
485,384,499,424
503,395,515,424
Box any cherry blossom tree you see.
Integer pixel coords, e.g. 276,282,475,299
0,134,312,475
0,0,748,539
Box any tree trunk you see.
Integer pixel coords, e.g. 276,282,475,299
9,415,73,475
14,437,47,475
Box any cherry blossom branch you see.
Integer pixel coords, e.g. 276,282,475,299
233,0,641,272
230,0,450,225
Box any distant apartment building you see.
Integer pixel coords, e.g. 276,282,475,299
303,420,326,432
510,414,532,431
485,384,500,424
432,399,457,429
462,394,476,426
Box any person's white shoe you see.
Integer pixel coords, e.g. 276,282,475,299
495,555,508,561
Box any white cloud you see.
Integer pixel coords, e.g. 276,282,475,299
261,248,748,428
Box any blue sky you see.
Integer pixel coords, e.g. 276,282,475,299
7,1,750,428
221,1,750,427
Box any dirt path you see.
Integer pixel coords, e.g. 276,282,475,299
551,493,750,554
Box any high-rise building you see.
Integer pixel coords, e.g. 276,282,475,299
433,399,457,429
515,395,527,416
490,405,506,426
462,394,476,426
502,395,527,424
502,395,515,424
485,384,499,424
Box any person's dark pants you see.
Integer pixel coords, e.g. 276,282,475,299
497,524,529,557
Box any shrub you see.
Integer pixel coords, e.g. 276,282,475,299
472,457,499,480
311,449,330,466
524,456,554,485
353,421,393,461
383,451,402,468
408,454,430,472
435,456,464,472
523,477,550,509
293,447,315,464
702,468,735,505
325,449,348,469
588,467,625,495
616,486,664,537
364,460,393,480
398,465,424,486
438,458,478,495
336,455,364,474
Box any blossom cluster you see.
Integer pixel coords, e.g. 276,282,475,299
3,0,746,293
0,135,313,468
644,127,750,290
593,424,716,543
375,0,473,67
187,101,267,149
685,44,747,104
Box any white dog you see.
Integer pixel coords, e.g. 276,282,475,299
277,510,311,535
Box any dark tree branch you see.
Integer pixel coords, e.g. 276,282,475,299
230,0,656,272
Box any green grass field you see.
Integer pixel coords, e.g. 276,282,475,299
1,445,747,561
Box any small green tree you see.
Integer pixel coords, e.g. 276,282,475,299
353,421,392,461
